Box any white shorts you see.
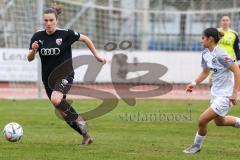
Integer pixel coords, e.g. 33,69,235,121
210,96,232,117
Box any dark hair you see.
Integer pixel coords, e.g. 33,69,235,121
44,3,64,19
220,15,231,20
203,28,224,43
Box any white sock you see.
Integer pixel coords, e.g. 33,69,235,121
76,116,84,122
193,132,205,147
234,117,240,128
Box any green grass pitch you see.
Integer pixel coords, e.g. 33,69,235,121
0,99,240,160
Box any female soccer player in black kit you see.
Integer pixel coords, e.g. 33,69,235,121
27,5,106,145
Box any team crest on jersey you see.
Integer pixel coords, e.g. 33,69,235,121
212,58,217,64
228,36,232,40
56,38,62,46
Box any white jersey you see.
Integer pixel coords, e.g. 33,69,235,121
201,46,234,97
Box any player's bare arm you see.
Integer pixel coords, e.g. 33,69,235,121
229,63,240,105
79,34,106,64
186,68,210,92
27,41,39,62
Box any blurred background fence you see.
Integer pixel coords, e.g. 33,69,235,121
0,0,240,99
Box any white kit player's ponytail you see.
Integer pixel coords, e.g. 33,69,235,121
203,28,224,44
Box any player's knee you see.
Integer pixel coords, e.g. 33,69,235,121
198,117,207,127
51,96,62,107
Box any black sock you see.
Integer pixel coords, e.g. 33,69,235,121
66,106,83,135
66,121,83,135
56,99,78,121
56,100,83,135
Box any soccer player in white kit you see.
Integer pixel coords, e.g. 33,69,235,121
183,28,240,154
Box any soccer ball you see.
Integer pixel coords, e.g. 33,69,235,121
3,122,23,142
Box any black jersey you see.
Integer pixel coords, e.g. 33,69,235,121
29,29,80,83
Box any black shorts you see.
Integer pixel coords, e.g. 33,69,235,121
43,76,73,100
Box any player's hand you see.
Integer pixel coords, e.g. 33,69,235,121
229,94,238,106
96,56,107,64
31,41,39,52
186,84,194,93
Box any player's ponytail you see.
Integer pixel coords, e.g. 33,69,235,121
203,28,223,44
44,3,64,19
51,3,64,16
